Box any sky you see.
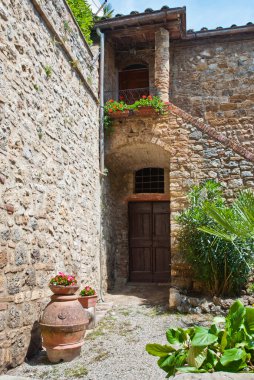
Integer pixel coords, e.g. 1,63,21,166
104,0,254,31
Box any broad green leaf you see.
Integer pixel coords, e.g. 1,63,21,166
220,348,246,366
245,307,254,335
157,357,175,375
146,343,175,357
226,301,245,334
191,326,218,347
206,349,218,368
209,324,220,336
220,330,228,351
187,346,207,368
166,328,187,344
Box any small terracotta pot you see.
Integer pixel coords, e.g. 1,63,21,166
78,295,98,308
134,106,157,117
109,110,129,118
49,285,79,295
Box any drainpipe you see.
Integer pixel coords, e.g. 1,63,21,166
96,27,105,302
96,27,105,173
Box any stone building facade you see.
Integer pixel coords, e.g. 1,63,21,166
96,8,254,288
0,0,102,372
0,1,254,374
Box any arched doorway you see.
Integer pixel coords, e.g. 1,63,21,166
105,143,171,285
118,64,149,104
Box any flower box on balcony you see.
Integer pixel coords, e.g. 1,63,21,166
109,110,130,119
133,106,157,117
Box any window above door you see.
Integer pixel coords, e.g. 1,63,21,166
135,168,164,194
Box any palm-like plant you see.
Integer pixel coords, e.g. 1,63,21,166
199,190,254,242
177,182,254,296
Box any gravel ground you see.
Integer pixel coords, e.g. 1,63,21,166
8,286,213,380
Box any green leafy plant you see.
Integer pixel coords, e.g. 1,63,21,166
80,285,96,296
63,20,72,34
103,115,113,135
50,272,77,286
104,95,167,118
33,84,40,91
129,95,166,114
44,65,53,78
177,180,253,296
146,300,254,376
104,99,128,114
199,189,254,243
66,0,94,45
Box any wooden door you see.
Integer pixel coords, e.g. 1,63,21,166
119,68,149,91
129,202,170,283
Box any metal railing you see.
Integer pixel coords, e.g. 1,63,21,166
104,87,158,104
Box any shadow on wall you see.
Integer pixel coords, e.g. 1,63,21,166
26,321,42,360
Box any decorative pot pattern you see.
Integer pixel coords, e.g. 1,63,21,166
40,293,88,363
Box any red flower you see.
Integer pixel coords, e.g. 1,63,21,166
119,96,124,101
109,99,114,103
108,109,113,113
147,95,153,100
142,95,147,99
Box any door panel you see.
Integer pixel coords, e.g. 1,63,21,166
129,202,170,283
129,203,153,281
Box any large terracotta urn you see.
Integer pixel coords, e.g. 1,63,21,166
40,286,89,363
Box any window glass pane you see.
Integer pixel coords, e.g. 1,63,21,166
135,168,164,193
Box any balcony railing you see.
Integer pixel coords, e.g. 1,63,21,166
104,87,158,104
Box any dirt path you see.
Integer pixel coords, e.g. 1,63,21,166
8,285,213,380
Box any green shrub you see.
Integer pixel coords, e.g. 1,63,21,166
177,180,254,296
146,300,254,376
66,0,94,45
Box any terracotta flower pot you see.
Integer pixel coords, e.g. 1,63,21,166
78,295,98,308
49,285,79,295
109,110,129,118
134,106,157,117
40,293,88,363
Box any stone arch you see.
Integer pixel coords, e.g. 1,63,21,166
116,53,155,91
106,142,171,174
117,56,151,72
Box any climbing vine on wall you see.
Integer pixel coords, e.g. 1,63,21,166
66,0,94,45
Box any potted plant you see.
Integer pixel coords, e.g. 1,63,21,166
104,99,129,118
79,285,97,308
130,95,165,116
40,272,88,363
49,272,79,295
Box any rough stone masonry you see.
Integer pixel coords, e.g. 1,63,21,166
0,0,102,372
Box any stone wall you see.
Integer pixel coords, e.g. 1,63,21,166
0,0,101,372
105,109,254,287
171,35,254,153
107,33,254,152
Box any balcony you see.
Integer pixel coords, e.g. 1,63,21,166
104,87,158,104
